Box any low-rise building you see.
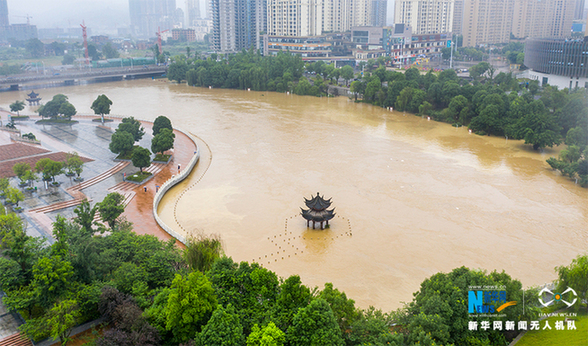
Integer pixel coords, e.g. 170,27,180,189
523,37,588,89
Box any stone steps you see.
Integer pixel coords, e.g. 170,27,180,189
0,333,32,346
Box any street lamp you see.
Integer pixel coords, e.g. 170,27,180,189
41,61,45,75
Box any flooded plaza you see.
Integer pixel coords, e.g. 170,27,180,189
1,79,586,311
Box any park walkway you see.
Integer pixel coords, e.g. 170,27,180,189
0,111,196,244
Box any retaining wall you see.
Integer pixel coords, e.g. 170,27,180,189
151,128,199,245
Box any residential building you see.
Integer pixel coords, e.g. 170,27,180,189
186,0,201,27
523,37,588,89
267,0,323,36
371,0,388,26
462,0,514,47
0,0,8,27
211,0,266,53
511,0,575,39
1,23,37,41
452,0,463,35
172,28,196,41
575,0,586,19
394,0,455,35
129,0,179,38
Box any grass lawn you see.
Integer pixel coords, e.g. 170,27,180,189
126,171,152,183
35,119,78,125
515,309,587,346
153,153,171,162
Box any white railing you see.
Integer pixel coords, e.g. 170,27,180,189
152,128,200,245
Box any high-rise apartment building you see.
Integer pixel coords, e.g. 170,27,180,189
0,0,8,27
394,0,455,35
452,0,463,34
574,0,586,19
371,0,388,26
462,0,574,46
129,0,179,38
267,0,323,36
462,0,514,46
211,0,266,53
186,0,201,27
512,0,576,39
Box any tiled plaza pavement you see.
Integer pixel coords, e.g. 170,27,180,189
0,112,197,244
0,299,20,340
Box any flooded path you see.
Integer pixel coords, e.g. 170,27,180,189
1,79,586,311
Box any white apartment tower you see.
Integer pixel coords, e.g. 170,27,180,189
266,0,384,36
394,0,455,35
267,0,323,36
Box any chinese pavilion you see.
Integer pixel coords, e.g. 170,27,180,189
300,192,335,229
26,91,41,106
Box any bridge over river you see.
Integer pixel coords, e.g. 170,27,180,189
0,65,168,91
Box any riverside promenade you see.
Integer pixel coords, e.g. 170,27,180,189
0,110,196,243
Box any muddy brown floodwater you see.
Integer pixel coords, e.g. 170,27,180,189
1,79,586,311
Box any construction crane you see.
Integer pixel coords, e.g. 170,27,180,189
156,27,169,55
80,21,89,67
13,14,32,25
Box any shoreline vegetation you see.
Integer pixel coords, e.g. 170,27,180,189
1,196,585,346
168,50,588,187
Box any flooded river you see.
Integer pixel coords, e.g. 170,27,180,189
1,79,586,311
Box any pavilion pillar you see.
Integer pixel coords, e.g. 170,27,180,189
326,220,329,226
320,221,324,229
306,220,309,227
312,221,315,229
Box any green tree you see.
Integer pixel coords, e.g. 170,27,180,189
102,42,119,59
273,275,312,331
73,199,97,236
20,299,81,346
0,257,24,291
318,282,358,332
44,160,64,182
91,94,113,123
514,111,562,150
347,307,404,346
66,152,84,178
183,233,223,272
165,272,218,343
13,162,31,184
62,54,75,65
118,117,145,142
340,66,354,86
151,128,175,155
247,322,286,346
131,146,151,172
6,187,25,207
556,254,588,312
152,115,173,136
58,102,77,119
25,38,44,58
168,62,189,83
31,255,75,308
287,298,344,346
97,192,125,229
10,100,25,115
111,262,148,294
47,300,81,345
198,304,245,346
109,130,134,156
